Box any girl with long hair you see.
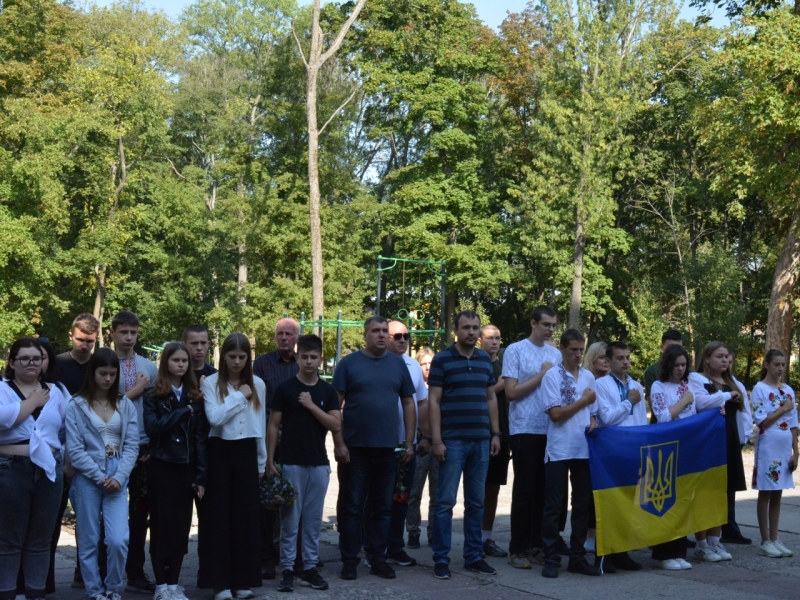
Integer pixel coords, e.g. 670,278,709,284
198,333,266,600
0,338,68,600
649,344,695,570
65,348,139,600
750,350,798,558
688,341,746,563
143,342,208,600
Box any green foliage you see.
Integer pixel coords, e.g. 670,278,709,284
0,0,793,375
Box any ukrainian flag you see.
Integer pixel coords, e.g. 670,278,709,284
587,410,728,556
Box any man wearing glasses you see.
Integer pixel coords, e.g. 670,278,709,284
502,306,564,569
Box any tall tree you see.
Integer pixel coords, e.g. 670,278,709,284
293,0,367,325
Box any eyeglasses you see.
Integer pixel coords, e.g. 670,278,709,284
14,356,43,366
392,333,410,341
539,323,558,330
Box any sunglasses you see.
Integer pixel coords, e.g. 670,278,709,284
392,333,410,341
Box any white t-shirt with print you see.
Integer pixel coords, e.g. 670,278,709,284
396,353,428,444
542,365,597,462
502,338,563,435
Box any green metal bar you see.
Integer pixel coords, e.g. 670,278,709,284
376,255,447,271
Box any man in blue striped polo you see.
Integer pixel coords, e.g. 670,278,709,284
428,311,501,580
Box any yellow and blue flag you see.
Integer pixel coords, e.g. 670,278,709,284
587,409,728,556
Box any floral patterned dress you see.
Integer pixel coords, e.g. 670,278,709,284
752,382,798,491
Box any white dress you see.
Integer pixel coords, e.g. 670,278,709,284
751,382,798,491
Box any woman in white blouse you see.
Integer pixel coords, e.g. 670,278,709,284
0,338,67,600
199,333,266,600
688,341,746,563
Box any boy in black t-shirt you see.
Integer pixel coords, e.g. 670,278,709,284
267,335,341,593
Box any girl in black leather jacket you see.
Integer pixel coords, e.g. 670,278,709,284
143,342,208,600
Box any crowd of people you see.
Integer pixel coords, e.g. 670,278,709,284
1,306,798,600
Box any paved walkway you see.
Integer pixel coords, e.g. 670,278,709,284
46,447,800,600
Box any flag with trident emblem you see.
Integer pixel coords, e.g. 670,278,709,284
587,410,728,556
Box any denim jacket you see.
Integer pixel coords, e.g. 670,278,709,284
65,396,139,488
143,388,208,487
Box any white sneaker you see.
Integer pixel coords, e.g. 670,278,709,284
694,546,721,562
677,558,692,570
233,591,254,600
657,559,682,570
773,540,794,557
759,541,783,558
213,590,233,600
154,587,170,600
710,542,732,561
584,538,596,553
168,587,188,600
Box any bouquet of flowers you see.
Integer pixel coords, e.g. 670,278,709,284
259,470,297,510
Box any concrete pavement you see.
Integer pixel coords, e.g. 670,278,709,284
45,447,800,600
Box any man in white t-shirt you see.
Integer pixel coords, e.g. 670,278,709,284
502,306,563,568
593,341,646,572
540,329,599,578
364,320,429,568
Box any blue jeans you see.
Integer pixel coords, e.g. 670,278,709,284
432,439,489,565
70,457,129,598
337,447,395,566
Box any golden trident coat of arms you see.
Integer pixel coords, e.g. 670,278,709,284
639,441,679,516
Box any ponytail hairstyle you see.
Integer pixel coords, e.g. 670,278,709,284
76,348,122,411
758,349,785,382
697,341,742,411
154,342,202,402
217,332,259,410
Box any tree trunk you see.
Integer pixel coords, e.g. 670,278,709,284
569,206,585,329
765,213,800,370
93,265,106,347
307,58,324,323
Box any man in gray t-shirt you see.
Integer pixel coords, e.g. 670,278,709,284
333,316,416,580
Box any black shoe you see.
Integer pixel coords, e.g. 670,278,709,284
316,561,324,569
277,570,294,592
483,539,508,558
262,564,277,580
613,552,642,571
555,537,571,555
72,570,84,589
340,561,358,580
720,535,752,545
595,555,616,573
369,562,396,579
125,573,156,594
387,550,417,566
687,539,697,548
427,536,433,546
567,559,601,576
541,564,559,578
407,534,421,549
299,569,329,590
465,559,497,575
434,563,451,579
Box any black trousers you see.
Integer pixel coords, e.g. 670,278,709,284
652,537,687,560
509,434,568,554
126,446,150,577
147,459,194,560
542,459,591,566
198,438,262,590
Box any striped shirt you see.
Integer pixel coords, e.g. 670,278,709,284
429,344,496,440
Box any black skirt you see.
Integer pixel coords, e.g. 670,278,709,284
724,400,747,493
